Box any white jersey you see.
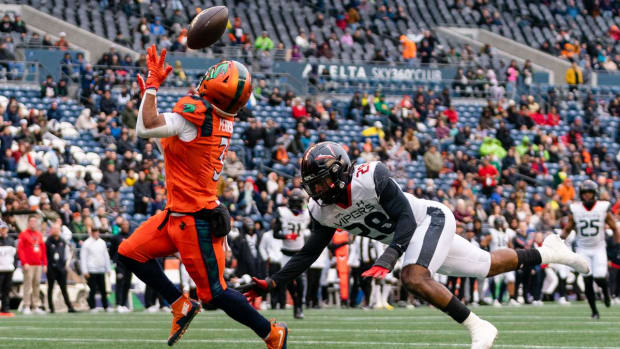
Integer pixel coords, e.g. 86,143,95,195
309,161,442,244
488,228,514,252
570,201,610,249
277,206,310,252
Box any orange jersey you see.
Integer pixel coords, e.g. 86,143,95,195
162,95,234,212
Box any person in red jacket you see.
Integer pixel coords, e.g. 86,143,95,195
17,215,47,314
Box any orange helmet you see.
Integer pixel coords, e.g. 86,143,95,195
197,60,252,116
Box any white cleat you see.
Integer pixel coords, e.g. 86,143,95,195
539,234,589,274
557,297,570,306
471,320,498,349
508,299,521,307
492,299,502,308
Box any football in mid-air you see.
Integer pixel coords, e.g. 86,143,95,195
187,6,229,49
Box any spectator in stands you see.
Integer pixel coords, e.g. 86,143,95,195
255,31,274,52
557,177,576,204
223,151,245,179
55,32,69,51
40,75,57,98
400,34,416,64
47,101,60,121
114,33,130,47
0,15,11,33
0,220,15,316
228,17,246,45
99,90,117,115
101,160,122,191
268,87,283,106
133,171,153,215
149,17,166,36
36,166,62,195
76,108,97,134
318,42,334,59
18,215,47,315
423,144,443,178
42,34,53,47
12,15,26,34
45,221,75,313
80,228,111,312
565,61,583,90
148,192,165,215
478,157,499,196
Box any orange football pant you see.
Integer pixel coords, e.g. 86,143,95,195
118,211,227,303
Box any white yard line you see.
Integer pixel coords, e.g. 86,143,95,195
0,336,617,349
0,326,618,335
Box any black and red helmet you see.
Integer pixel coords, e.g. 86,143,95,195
301,142,351,206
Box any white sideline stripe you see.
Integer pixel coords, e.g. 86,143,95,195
1,326,618,335
6,314,620,327
0,336,617,349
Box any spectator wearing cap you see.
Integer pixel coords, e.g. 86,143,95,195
55,32,69,50
362,121,385,140
71,212,86,237
149,17,166,36
0,220,16,316
80,228,111,312
45,221,75,313
17,215,47,315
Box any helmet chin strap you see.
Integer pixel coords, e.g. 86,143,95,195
211,103,237,118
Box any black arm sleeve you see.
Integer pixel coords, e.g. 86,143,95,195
373,162,417,269
271,209,285,240
271,216,335,286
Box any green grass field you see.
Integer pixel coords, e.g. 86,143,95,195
0,303,619,348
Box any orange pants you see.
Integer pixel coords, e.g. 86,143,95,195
118,211,227,303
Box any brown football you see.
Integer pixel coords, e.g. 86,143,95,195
186,6,229,49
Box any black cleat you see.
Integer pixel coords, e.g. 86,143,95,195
591,312,600,320
604,293,611,308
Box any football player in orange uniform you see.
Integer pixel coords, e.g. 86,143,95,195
117,45,288,348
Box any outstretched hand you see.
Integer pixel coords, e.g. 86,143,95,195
361,265,389,280
145,44,173,90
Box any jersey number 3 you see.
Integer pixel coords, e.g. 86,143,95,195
212,137,230,181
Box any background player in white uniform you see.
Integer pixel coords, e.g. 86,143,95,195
272,189,310,319
482,217,517,306
242,142,590,349
561,180,620,319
